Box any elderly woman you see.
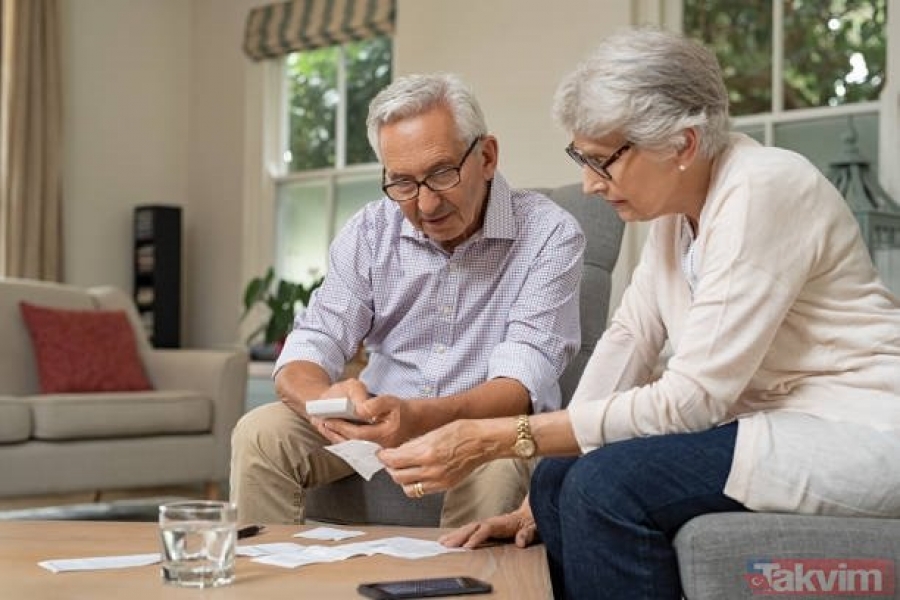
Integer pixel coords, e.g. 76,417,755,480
377,27,900,599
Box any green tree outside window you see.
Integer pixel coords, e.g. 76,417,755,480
684,0,886,116
285,36,392,171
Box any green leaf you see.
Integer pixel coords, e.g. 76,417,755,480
240,267,324,346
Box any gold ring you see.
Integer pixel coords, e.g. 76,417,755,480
413,481,425,498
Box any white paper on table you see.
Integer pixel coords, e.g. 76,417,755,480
324,440,385,480
294,526,365,541
252,545,346,568
358,537,466,559
251,536,465,569
38,553,160,573
237,542,308,557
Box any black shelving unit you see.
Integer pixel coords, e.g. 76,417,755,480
133,205,181,348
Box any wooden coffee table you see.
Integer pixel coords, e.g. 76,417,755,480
0,520,551,599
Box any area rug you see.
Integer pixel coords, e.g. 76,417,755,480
0,496,189,522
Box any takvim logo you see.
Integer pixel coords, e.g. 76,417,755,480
745,558,895,596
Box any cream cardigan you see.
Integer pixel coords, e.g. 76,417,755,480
568,133,900,517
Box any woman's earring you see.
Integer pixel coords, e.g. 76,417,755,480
678,164,686,172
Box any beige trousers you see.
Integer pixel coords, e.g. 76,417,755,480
230,401,533,527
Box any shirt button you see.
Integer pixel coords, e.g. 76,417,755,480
435,344,446,354
422,385,433,394
441,305,452,315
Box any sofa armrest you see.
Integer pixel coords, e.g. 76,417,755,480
143,348,249,479
674,513,900,600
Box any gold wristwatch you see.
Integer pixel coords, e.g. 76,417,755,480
513,415,536,458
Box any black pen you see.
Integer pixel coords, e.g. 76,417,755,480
237,524,266,539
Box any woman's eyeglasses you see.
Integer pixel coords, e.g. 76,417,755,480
565,141,632,180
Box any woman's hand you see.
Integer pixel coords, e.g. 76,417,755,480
439,498,537,549
378,419,500,496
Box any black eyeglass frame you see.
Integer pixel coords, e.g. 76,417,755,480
381,136,483,203
565,141,632,180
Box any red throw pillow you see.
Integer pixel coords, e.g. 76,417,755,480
19,302,153,393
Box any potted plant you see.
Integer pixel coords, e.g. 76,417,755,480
241,266,324,360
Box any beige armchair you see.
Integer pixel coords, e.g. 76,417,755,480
0,278,248,499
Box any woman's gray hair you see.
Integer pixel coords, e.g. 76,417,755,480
366,73,488,160
553,28,730,159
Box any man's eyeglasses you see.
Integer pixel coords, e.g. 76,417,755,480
382,137,482,203
565,141,632,181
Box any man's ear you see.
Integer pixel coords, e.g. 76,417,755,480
480,135,499,180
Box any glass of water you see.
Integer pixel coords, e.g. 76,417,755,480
158,500,237,588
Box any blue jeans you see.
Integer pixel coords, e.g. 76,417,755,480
530,423,748,600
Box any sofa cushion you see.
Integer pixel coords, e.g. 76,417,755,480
27,391,213,440
0,397,31,443
19,302,153,393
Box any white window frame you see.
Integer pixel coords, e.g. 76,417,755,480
242,58,281,293
241,47,385,290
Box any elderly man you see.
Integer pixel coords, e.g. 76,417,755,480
230,72,584,527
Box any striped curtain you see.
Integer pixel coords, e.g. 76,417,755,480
243,0,395,61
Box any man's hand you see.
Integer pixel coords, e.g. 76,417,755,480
438,498,537,549
305,378,371,443
311,393,422,448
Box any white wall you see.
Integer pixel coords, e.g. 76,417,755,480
60,0,262,348
184,0,262,349
61,0,191,289
395,0,632,188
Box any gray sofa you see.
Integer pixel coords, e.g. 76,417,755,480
675,512,900,598
0,278,248,499
304,183,626,525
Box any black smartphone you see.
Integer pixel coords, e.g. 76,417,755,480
357,576,492,599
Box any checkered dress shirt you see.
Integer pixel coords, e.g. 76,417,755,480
276,172,584,413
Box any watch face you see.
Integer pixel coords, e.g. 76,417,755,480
515,438,536,458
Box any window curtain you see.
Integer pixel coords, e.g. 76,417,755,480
0,0,62,280
243,0,395,61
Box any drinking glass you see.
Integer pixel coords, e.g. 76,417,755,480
158,500,237,588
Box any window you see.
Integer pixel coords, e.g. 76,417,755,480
684,0,887,176
271,37,392,284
